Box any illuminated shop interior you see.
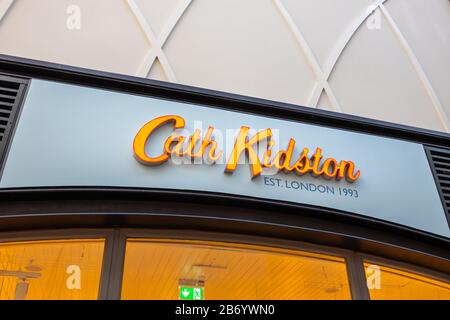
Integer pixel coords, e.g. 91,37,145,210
0,235,448,300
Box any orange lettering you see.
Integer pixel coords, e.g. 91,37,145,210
134,115,360,183
225,126,272,178
337,160,361,182
133,115,185,165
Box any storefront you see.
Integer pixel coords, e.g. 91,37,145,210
0,55,449,300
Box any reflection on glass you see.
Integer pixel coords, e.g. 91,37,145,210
0,239,105,300
121,239,351,300
365,262,450,300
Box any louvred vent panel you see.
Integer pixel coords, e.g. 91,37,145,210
425,146,450,227
0,75,28,170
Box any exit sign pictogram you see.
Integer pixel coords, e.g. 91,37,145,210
179,286,204,300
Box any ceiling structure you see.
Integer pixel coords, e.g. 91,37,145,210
0,0,449,132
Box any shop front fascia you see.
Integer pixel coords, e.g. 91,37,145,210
0,55,448,300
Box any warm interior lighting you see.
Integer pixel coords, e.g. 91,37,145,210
0,239,105,300
364,262,450,300
121,239,351,300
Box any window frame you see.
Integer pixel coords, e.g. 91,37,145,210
360,252,450,299
0,228,115,300
114,228,368,300
0,228,448,300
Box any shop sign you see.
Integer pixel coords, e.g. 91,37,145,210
3,80,448,237
133,115,360,183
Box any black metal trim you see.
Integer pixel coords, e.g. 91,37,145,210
0,187,448,275
97,230,117,300
104,229,127,300
0,186,448,243
346,253,370,300
0,54,448,148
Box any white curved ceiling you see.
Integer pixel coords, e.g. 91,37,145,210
0,0,449,132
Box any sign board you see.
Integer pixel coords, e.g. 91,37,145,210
179,286,204,300
1,80,448,237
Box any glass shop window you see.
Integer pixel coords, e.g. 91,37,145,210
364,262,450,300
0,239,105,300
121,239,352,300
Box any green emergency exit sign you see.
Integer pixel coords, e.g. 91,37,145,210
179,286,204,300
